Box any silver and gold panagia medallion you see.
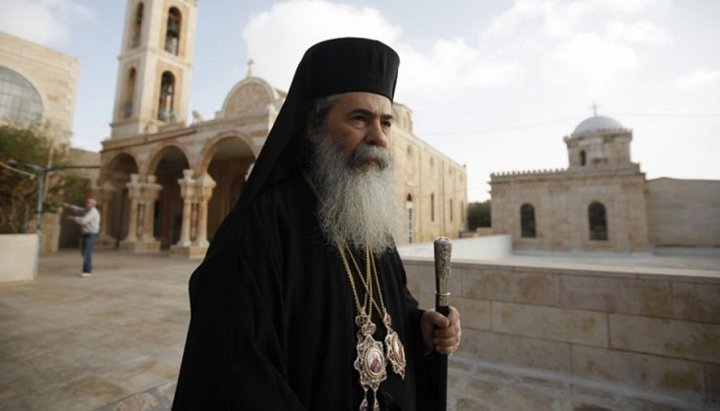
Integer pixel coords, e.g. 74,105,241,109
355,335,387,392
385,331,406,379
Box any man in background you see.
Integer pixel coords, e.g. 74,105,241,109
64,198,100,277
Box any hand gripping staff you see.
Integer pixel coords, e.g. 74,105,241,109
433,237,452,411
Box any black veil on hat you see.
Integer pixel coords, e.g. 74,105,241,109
235,37,400,210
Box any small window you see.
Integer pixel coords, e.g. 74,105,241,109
430,193,435,222
406,194,414,244
124,68,136,118
165,7,181,55
589,202,608,240
520,203,536,238
131,3,143,48
158,71,175,121
580,150,587,166
450,199,453,222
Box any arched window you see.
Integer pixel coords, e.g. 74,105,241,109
165,7,181,55
520,203,536,238
406,194,414,243
588,202,608,240
430,193,435,222
158,71,175,121
0,66,43,126
124,68,136,118
131,2,144,48
580,150,587,166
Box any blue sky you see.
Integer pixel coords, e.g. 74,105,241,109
1,0,719,201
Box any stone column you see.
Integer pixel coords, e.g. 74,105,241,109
175,169,196,248
192,173,216,248
141,175,163,242
123,174,143,244
93,180,116,246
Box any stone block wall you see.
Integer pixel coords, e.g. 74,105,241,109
403,258,720,408
646,178,720,247
0,31,80,146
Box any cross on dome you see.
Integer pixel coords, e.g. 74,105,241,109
246,58,254,78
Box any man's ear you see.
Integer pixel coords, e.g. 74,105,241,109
306,122,320,144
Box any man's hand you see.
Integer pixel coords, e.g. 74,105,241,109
421,306,461,355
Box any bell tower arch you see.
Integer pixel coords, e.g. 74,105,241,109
110,0,198,139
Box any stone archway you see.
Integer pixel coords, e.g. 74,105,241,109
202,136,255,240
99,153,139,247
148,145,189,248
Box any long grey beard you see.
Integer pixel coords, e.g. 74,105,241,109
310,133,400,254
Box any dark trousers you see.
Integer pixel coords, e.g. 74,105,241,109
81,233,98,273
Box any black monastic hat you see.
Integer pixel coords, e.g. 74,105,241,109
236,37,400,209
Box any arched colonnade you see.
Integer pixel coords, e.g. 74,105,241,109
95,132,257,257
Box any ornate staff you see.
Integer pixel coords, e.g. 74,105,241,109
433,237,452,411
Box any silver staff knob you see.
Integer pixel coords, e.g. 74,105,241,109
434,237,452,309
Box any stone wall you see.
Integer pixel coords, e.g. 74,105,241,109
391,102,468,245
491,170,649,252
403,258,720,409
0,234,38,281
646,178,720,248
0,31,80,146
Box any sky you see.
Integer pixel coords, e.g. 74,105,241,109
1,0,719,201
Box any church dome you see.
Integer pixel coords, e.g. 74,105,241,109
572,115,624,135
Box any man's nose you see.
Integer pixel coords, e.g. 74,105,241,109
365,120,389,148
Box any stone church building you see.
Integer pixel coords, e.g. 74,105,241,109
94,0,467,258
490,115,720,252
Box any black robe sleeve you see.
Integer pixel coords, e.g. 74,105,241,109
172,209,305,410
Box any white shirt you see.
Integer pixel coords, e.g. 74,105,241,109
70,205,101,234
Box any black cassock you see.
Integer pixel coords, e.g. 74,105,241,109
172,173,438,410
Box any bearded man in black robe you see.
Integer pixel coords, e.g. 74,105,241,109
173,37,462,411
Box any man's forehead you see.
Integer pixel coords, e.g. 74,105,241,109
332,92,393,113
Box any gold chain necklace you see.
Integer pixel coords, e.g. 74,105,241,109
302,172,406,409
339,243,406,411
346,245,406,379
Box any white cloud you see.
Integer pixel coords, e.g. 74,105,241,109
397,39,522,101
676,67,720,92
242,0,401,89
542,33,639,97
606,20,672,45
0,0,93,46
242,1,522,102
484,0,666,39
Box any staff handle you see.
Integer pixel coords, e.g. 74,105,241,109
433,237,452,411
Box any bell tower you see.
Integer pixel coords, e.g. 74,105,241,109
110,0,198,139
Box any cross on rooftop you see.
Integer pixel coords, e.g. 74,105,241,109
246,58,254,78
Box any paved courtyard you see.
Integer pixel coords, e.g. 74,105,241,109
0,250,195,411
1,248,718,410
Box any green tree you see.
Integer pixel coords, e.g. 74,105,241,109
0,125,71,233
467,200,491,230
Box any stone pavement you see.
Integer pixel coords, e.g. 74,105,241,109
1,249,718,410
0,250,193,411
